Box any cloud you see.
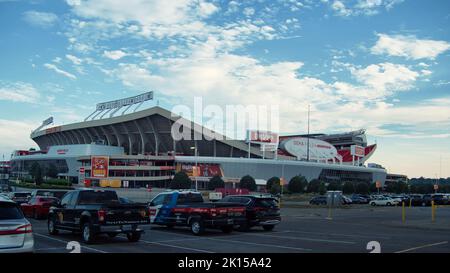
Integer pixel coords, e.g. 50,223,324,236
22,10,58,28
371,34,450,60
103,50,127,60
65,54,82,65
44,63,77,80
0,81,41,103
0,119,38,157
328,0,404,17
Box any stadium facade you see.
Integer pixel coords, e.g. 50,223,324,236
10,95,387,189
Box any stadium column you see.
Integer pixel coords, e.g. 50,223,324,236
147,117,159,156
133,120,146,155
120,123,133,155
99,126,113,146
82,128,95,144
109,125,123,149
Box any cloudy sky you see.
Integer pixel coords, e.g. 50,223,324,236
0,0,449,178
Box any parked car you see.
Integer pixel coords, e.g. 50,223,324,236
48,189,151,244
148,190,247,235
8,192,32,205
409,194,423,206
350,195,369,204
30,189,69,200
421,194,433,206
0,195,34,253
430,194,450,205
309,196,327,205
20,196,59,219
369,197,398,206
389,196,404,203
220,195,281,231
342,196,353,205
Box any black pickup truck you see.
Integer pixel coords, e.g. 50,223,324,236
47,189,150,243
149,190,247,235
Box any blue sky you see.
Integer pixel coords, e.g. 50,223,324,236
0,0,449,178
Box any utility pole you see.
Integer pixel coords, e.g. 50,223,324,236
307,104,310,162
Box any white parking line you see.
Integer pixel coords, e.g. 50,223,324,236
34,233,108,253
206,237,312,252
283,230,391,240
244,233,356,245
395,241,449,253
138,238,215,253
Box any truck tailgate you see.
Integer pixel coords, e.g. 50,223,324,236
103,204,150,225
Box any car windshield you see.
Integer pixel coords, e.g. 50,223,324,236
0,202,24,220
177,193,203,204
78,191,119,204
255,198,278,208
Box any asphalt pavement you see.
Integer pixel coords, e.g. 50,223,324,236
31,205,450,253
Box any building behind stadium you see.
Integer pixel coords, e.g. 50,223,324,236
9,92,388,190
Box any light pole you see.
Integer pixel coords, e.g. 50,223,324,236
190,146,198,191
307,104,310,162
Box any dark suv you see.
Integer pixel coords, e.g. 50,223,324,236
310,196,327,205
220,195,281,231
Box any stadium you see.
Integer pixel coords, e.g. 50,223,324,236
10,92,387,189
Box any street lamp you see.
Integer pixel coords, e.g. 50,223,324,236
190,146,198,191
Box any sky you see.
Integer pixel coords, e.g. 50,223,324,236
0,0,449,178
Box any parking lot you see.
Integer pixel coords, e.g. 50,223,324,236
31,205,450,253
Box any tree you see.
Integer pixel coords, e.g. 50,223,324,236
208,175,225,190
170,171,192,189
307,179,322,193
342,182,355,194
266,177,280,192
369,182,378,193
355,182,369,194
46,163,59,178
239,175,257,191
397,182,408,193
327,181,341,191
319,183,327,195
29,162,43,185
288,175,307,193
269,183,281,195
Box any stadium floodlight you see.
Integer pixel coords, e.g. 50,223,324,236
84,91,154,121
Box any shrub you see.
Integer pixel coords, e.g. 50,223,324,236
239,175,257,191
208,175,225,190
170,171,192,189
327,182,341,191
307,179,322,193
355,182,369,194
266,177,280,191
288,176,307,193
343,182,355,194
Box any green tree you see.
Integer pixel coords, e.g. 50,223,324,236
46,163,59,179
208,175,225,190
269,183,281,195
369,182,378,193
327,181,341,191
170,171,192,189
266,177,280,191
288,175,307,193
307,179,322,193
355,182,369,194
239,175,257,191
342,182,355,194
29,162,43,185
397,182,408,193
319,183,327,195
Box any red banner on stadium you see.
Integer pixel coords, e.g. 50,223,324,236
91,156,109,178
177,163,223,177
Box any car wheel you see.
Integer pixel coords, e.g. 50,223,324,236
370,202,376,206
48,217,59,235
126,232,141,242
190,219,205,236
422,202,426,207
263,225,275,231
237,221,250,232
221,225,233,234
82,222,96,244
386,202,391,206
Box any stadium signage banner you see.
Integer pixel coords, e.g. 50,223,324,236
280,137,338,161
350,145,365,157
246,130,279,144
96,91,153,111
91,156,109,178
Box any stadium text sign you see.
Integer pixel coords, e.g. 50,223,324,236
280,137,338,161
91,156,109,178
96,92,153,111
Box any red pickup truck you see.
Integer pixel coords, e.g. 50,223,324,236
149,190,246,235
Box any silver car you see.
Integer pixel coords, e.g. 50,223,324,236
0,196,34,253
